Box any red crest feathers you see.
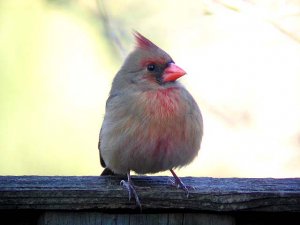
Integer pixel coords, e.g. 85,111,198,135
133,31,158,50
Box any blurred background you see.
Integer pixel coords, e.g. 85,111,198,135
1,0,300,177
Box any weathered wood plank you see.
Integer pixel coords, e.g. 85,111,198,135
168,213,183,225
37,212,235,225
183,213,235,225
0,176,300,212
38,212,103,225
129,213,168,225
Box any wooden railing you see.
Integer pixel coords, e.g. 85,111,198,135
0,176,300,225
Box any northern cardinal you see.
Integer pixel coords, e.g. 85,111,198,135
99,32,203,208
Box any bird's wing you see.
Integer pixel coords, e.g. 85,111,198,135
98,93,118,169
99,124,116,176
98,127,106,168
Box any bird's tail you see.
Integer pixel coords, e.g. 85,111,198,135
101,168,116,176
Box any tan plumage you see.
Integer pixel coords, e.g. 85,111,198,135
98,32,203,208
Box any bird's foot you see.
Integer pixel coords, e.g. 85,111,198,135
120,173,142,210
169,169,195,198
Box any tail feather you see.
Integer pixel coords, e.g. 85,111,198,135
101,167,116,176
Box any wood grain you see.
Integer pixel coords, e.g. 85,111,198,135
0,176,300,212
37,212,235,225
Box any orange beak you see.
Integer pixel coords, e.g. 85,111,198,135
162,63,186,82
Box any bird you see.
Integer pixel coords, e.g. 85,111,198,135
98,31,203,209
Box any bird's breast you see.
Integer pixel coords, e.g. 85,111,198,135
127,87,197,173
141,87,185,119
101,86,202,174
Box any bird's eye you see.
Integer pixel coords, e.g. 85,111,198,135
147,64,155,71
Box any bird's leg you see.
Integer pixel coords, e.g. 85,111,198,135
120,172,142,210
169,169,194,198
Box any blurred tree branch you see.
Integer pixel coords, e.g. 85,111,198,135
213,0,300,44
96,0,127,59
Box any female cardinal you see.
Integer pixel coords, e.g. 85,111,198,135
99,32,203,208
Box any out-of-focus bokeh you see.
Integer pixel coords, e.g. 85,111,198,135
1,0,300,177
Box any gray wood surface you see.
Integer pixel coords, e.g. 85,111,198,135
0,176,300,212
37,212,235,225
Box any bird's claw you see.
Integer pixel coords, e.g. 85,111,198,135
169,169,195,198
120,178,142,210
120,180,132,201
168,178,194,198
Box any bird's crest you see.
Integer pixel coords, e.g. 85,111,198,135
133,31,158,50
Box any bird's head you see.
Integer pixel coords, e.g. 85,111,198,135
119,32,186,89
